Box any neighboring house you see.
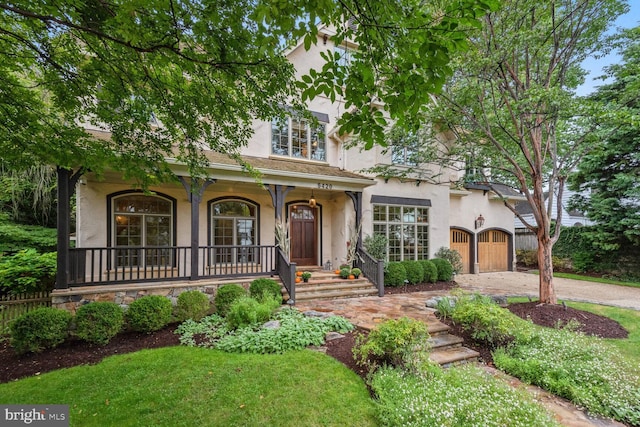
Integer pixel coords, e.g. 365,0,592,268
54,26,524,309
514,189,592,250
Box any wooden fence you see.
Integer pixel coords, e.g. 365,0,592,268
0,291,52,333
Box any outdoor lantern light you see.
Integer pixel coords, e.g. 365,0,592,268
309,191,317,207
475,214,485,229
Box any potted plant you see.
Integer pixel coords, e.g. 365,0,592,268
301,271,312,283
339,267,351,279
351,268,362,279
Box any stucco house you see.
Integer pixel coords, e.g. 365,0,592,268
53,26,524,310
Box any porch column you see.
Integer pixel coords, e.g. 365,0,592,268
55,167,84,289
345,191,363,249
179,177,215,280
267,184,295,220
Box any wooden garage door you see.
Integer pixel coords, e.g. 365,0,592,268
478,230,508,272
450,229,471,274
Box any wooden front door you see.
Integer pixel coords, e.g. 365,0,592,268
478,230,508,272
290,205,317,266
450,229,471,274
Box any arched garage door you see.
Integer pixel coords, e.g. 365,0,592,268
478,230,508,272
450,229,471,274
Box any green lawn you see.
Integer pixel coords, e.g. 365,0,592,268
0,347,376,427
530,270,640,288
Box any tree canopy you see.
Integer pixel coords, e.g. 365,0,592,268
0,0,497,186
416,0,629,303
570,27,640,250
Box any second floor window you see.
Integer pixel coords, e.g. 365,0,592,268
392,145,418,166
272,117,326,161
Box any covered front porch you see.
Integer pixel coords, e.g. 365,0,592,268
55,155,381,304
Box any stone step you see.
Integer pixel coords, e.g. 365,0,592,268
293,287,379,301
428,333,464,350
426,322,451,336
429,346,480,367
295,280,374,293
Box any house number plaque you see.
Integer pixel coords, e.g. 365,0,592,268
317,183,333,189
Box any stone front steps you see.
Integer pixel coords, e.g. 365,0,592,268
286,268,379,302
295,292,479,368
428,331,480,367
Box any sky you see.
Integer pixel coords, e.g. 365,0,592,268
576,2,639,95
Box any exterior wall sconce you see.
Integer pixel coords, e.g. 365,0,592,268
475,214,485,229
309,191,317,208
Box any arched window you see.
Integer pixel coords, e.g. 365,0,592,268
210,199,258,263
111,193,174,267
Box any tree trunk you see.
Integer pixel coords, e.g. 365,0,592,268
537,234,557,304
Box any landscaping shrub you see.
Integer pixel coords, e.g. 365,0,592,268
216,309,354,354
419,260,438,283
434,247,463,275
0,249,57,295
516,249,538,268
249,278,282,303
401,260,424,284
10,307,72,354
176,290,210,322
226,294,280,329
0,221,57,253
75,302,124,345
363,233,387,260
384,262,406,287
450,293,525,346
353,317,429,371
125,295,172,333
431,258,453,281
214,284,247,316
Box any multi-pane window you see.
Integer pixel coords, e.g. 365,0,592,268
392,145,418,166
113,194,173,267
271,117,326,161
373,205,429,261
211,200,258,263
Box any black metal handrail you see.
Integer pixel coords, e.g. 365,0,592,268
355,247,385,296
276,248,296,302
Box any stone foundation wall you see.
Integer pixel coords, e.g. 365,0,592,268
51,279,255,314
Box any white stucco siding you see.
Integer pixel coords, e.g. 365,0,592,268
449,192,515,235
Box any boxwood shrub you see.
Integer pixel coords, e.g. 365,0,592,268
10,307,72,354
176,290,211,322
125,295,172,333
401,260,424,285
214,284,247,316
419,260,438,283
431,258,454,281
249,278,282,303
75,302,124,345
384,262,407,287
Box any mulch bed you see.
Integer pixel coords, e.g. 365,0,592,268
0,283,629,384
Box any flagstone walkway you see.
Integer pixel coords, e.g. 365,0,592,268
295,283,627,427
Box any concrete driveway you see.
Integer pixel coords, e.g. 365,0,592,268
456,271,640,310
